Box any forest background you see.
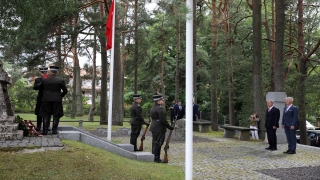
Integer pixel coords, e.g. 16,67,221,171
1,0,320,144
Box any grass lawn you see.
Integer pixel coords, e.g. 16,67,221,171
16,113,132,131
0,140,185,180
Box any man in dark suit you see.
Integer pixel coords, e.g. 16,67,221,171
150,95,174,163
33,67,49,131
129,94,150,151
282,97,299,154
169,100,179,124
265,100,280,151
39,66,68,135
193,102,199,121
177,101,185,119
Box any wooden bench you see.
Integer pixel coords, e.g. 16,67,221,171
193,120,213,133
220,125,255,141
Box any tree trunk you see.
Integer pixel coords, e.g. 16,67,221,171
133,0,138,94
99,2,108,124
210,0,218,131
88,32,97,122
193,0,197,103
160,36,165,107
297,0,307,145
274,0,285,91
263,0,275,91
252,0,265,139
56,25,62,67
112,10,123,126
175,20,180,102
227,40,235,126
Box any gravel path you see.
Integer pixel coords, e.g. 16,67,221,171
90,129,320,180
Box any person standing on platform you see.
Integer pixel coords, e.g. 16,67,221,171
265,100,280,151
177,101,185,119
169,100,179,124
33,67,49,131
193,102,199,121
129,94,150,151
282,97,299,154
150,95,174,163
39,66,68,135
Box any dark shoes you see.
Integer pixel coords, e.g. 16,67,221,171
154,159,163,163
283,150,296,154
286,151,296,154
265,147,277,151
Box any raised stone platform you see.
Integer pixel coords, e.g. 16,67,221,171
58,126,154,162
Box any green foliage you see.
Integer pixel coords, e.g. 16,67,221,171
9,79,37,112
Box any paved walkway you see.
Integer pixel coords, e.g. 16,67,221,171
108,131,320,180
0,135,63,148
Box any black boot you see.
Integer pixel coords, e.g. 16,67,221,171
154,147,162,163
130,135,139,151
42,118,50,135
52,117,60,134
35,115,42,131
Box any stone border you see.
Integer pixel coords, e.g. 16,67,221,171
57,126,154,162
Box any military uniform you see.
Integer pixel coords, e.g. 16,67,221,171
33,67,49,131
150,95,173,163
39,66,68,135
130,94,148,151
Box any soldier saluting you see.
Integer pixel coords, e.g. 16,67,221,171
150,95,174,163
39,66,68,135
33,67,49,131
129,94,150,151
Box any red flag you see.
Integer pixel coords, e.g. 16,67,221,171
106,0,115,50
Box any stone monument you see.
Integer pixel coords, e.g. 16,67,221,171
266,92,287,144
0,60,23,141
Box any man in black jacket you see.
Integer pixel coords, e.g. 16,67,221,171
169,100,179,124
39,66,68,135
129,94,149,151
265,100,280,151
150,95,174,163
33,67,49,131
177,101,185,119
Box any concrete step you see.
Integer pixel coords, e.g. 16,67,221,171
0,123,19,133
0,130,23,141
0,116,15,124
132,151,154,162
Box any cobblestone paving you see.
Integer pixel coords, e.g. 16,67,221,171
0,135,63,148
107,132,320,180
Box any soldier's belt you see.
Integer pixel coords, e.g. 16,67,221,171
44,91,60,93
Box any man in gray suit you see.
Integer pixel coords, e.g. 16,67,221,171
282,97,299,154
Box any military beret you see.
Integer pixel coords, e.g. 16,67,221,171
153,95,163,101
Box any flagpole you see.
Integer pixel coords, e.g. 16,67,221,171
186,0,193,179
107,0,116,142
